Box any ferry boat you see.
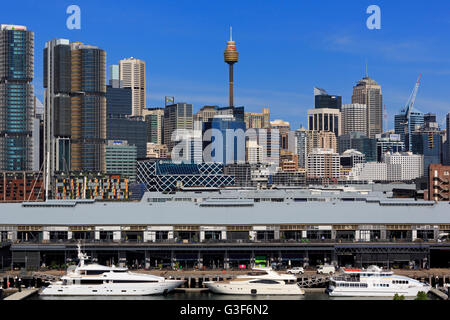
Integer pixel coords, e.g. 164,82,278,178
327,265,431,297
204,267,304,295
39,244,185,296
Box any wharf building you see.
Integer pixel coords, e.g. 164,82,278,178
352,75,382,138
1,188,450,269
0,25,35,171
338,132,376,162
313,87,342,110
119,57,145,117
136,160,235,192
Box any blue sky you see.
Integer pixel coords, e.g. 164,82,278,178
2,0,450,130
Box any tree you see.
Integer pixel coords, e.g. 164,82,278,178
414,291,428,300
393,293,405,300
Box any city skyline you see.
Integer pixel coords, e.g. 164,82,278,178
2,0,450,130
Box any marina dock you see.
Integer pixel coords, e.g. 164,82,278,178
3,288,39,300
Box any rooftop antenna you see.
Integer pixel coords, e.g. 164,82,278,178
365,59,368,78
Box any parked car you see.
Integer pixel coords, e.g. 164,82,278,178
317,264,335,274
287,267,304,274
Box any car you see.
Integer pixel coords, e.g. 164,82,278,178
286,267,304,274
317,264,335,274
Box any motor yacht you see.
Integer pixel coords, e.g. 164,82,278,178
204,267,304,295
327,265,431,297
40,244,184,296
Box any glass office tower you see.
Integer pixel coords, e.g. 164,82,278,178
0,24,34,171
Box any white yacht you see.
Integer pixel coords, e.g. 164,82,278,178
204,267,304,295
40,244,184,296
328,265,431,297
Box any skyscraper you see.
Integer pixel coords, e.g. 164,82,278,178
70,42,107,173
245,108,270,129
294,127,308,168
314,87,342,110
164,102,193,152
394,107,424,150
143,108,164,145
446,113,450,165
341,104,367,135
352,74,382,138
224,27,238,107
0,24,34,171
119,57,146,116
307,108,341,137
44,38,72,177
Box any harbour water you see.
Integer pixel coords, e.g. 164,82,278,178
29,291,429,300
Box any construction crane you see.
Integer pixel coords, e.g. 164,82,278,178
400,74,422,151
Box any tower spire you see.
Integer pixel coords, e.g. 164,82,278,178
365,59,368,78
230,26,232,41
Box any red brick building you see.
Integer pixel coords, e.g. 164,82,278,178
0,172,45,202
425,164,450,201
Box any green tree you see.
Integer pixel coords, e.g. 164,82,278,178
393,293,405,300
414,291,428,300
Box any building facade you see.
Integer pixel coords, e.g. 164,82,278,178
352,75,382,138
105,140,137,182
376,133,404,162
314,87,342,110
244,107,270,129
119,57,145,117
143,108,164,145
338,132,376,162
426,164,450,201
164,103,193,152
307,148,340,179
0,25,34,171
307,108,341,137
342,103,367,135
106,116,147,159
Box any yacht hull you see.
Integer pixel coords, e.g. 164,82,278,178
204,282,304,295
328,286,430,297
40,280,184,296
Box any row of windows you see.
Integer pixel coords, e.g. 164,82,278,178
336,283,368,288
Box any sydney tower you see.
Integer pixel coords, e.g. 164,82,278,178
224,26,238,107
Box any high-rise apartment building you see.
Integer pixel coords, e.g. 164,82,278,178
352,75,382,138
383,151,424,181
164,103,193,152
306,148,340,179
314,87,342,110
44,38,72,178
307,130,338,154
0,25,34,171
143,108,164,145
294,128,308,168
69,42,107,173
244,108,270,129
342,104,367,135
119,57,145,116
307,108,341,137
246,140,263,164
